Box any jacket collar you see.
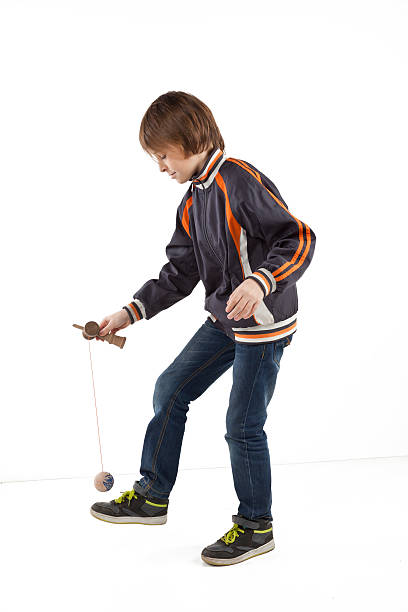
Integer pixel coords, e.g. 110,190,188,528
189,146,228,189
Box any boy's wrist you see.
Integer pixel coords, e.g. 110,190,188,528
246,276,267,298
122,306,134,324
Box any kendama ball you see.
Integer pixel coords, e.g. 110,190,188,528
94,471,114,492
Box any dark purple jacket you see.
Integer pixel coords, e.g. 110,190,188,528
123,147,316,344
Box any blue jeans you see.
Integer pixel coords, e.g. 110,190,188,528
133,317,293,521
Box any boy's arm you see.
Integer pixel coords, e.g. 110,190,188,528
122,204,200,323
229,172,316,297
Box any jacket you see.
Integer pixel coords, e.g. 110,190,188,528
123,146,316,344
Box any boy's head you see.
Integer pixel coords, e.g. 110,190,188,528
139,91,225,184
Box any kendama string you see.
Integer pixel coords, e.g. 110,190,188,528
88,341,104,473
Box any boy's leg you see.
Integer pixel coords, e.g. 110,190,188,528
134,318,235,500
224,335,293,521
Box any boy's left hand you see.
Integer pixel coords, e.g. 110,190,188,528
225,278,265,321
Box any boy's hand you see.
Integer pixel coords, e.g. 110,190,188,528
225,278,265,321
96,309,131,340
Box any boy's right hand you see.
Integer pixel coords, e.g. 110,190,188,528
96,309,131,340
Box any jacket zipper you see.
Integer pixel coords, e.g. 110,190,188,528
196,179,224,270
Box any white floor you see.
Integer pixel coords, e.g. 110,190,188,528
2,456,408,611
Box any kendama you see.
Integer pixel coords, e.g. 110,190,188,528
73,321,127,491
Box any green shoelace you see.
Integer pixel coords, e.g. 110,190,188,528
221,523,245,545
114,490,137,505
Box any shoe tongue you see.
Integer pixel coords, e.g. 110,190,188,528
232,514,259,529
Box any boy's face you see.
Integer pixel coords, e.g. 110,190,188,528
150,143,213,184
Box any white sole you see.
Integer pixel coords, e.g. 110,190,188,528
90,509,167,525
201,539,275,566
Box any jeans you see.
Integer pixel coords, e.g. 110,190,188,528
133,317,293,521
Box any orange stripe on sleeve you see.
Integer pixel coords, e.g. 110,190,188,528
227,158,312,286
129,303,142,320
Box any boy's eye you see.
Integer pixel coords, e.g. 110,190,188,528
161,155,166,160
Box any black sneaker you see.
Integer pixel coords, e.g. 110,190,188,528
201,514,275,566
90,488,169,525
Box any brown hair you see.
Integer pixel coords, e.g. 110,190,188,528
139,91,225,159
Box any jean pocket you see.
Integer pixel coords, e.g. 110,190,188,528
285,334,293,347
205,317,217,328
273,340,285,367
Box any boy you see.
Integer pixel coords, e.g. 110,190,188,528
90,91,316,566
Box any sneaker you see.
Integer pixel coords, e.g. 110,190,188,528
90,488,169,525
201,514,275,566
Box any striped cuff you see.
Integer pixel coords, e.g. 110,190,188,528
122,299,146,324
247,267,276,297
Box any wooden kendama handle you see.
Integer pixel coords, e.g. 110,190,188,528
72,322,126,349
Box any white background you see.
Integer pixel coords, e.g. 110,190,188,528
1,0,407,484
